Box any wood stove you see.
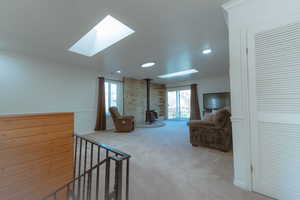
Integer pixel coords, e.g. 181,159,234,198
145,79,158,123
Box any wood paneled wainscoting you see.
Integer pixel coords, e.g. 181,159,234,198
0,113,74,200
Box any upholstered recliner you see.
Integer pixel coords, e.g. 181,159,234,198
188,108,232,152
109,107,135,132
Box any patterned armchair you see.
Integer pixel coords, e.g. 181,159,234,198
188,108,232,152
109,107,135,132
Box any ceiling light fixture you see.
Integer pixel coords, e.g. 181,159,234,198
69,15,135,57
158,69,199,78
141,62,156,68
116,70,121,74
202,49,212,55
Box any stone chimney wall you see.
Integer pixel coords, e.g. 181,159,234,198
123,77,166,124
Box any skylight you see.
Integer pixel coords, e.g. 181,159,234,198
158,69,199,78
69,15,135,57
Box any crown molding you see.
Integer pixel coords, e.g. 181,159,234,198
222,0,246,12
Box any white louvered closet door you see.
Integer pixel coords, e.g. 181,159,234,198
248,22,300,200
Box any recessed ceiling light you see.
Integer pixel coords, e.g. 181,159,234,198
141,62,156,68
158,69,199,78
202,49,212,54
116,70,121,74
69,15,135,57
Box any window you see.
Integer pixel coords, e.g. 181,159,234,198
167,89,191,120
105,80,123,115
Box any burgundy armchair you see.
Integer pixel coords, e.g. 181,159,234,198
109,107,135,132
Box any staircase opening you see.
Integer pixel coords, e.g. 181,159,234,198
43,135,131,200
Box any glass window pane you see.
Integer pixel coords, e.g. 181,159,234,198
110,83,117,107
105,82,109,113
168,91,177,119
179,90,191,119
167,89,191,120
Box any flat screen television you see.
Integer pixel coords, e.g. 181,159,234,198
203,92,231,112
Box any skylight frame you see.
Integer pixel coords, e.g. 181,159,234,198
69,15,135,57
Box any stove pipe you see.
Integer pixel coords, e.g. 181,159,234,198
145,79,151,111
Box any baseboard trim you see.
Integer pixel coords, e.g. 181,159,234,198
234,179,251,191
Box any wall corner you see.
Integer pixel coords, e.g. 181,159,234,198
222,0,246,13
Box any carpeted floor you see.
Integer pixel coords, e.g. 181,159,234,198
86,121,271,200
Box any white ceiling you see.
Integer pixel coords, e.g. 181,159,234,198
0,0,229,84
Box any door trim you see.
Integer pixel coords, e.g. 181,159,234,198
247,28,259,192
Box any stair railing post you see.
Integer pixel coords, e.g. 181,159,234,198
87,170,92,200
104,156,111,200
126,158,130,200
114,159,123,200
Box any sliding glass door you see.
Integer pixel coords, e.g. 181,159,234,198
179,90,190,119
167,91,177,119
167,89,191,120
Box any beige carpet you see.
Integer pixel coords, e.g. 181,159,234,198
87,121,271,200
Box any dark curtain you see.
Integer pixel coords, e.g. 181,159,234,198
190,84,201,120
95,77,106,131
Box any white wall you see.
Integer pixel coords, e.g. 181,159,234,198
0,51,101,134
166,74,231,117
223,0,300,191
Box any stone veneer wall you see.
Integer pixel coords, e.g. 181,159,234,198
123,77,166,124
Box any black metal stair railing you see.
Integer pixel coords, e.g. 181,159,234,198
43,134,131,200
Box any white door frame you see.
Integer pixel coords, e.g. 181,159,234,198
247,27,259,193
